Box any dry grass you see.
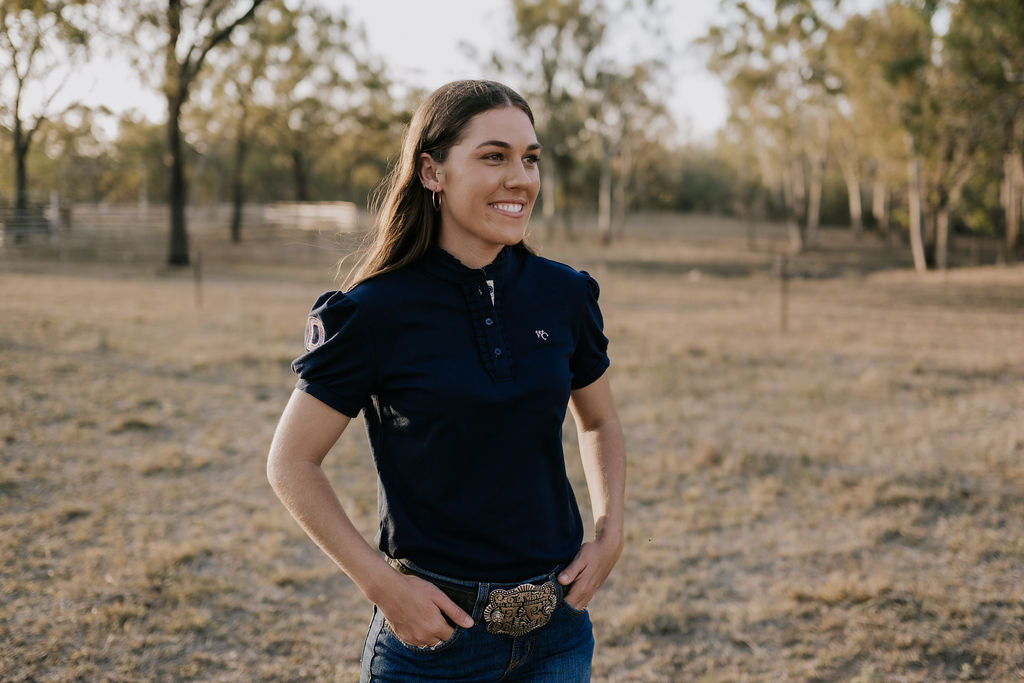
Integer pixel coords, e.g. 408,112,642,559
2,218,1023,681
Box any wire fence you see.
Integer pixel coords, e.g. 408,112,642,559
0,201,364,265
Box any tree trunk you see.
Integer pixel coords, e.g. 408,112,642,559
556,158,576,241
935,204,951,271
598,142,612,245
781,161,803,252
167,94,190,266
1002,152,1022,263
291,149,309,202
230,130,248,243
542,163,557,238
908,156,927,273
923,208,937,256
792,157,807,228
871,176,889,239
10,117,30,242
842,162,863,237
935,164,972,271
613,138,629,239
13,119,28,214
805,153,826,247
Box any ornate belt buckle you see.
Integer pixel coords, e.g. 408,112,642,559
483,580,558,636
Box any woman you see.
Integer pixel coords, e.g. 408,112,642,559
267,80,625,682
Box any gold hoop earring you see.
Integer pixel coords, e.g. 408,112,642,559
431,190,441,211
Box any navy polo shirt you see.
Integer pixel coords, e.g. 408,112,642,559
291,244,610,581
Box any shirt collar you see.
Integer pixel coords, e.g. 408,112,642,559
420,243,513,283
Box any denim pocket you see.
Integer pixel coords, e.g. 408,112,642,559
560,598,588,617
382,619,464,655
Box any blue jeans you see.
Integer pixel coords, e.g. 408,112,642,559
359,561,594,682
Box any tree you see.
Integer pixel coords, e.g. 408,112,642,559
703,0,841,252
501,0,608,237
189,0,288,242
824,10,908,241
0,0,93,230
945,0,1024,262
257,3,371,204
124,0,267,265
592,61,669,243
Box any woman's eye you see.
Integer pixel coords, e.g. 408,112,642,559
524,155,540,166
483,152,504,161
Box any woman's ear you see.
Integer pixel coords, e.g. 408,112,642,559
418,153,443,192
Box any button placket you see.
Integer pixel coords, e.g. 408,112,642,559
480,278,511,378
464,277,513,382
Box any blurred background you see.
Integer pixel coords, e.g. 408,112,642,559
2,0,1023,681
1,0,1021,266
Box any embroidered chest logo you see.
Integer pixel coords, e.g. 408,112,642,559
304,315,326,351
535,329,549,341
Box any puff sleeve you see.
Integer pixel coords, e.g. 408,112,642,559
291,291,375,418
569,271,610,390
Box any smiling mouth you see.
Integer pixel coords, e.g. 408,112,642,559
490,202,525,216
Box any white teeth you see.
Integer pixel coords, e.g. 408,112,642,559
492,203,524,213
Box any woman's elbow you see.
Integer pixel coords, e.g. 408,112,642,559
266,444,300,493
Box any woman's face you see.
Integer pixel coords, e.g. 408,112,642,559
425,106,541,263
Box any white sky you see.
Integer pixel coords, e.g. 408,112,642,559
336,0,729,144
62,0,728,145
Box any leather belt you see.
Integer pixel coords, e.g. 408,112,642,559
388,559,477,616
387,558,559,636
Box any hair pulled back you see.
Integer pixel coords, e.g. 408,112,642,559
345,80,536,288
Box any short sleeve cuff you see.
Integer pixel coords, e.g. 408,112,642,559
570,357,610,390
295,379,363,418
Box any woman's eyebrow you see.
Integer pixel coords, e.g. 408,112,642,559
475,140,542,151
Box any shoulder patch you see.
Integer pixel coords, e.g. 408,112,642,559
304,315,327,351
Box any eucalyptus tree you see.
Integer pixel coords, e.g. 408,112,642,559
190,0,289,242
944,0,1024,262
257,3,368,204
825,10,910,241
592,61,669,243
497,0,671,240
0,0,95,225
499,0,609,236
703,0,841,252
861,0,986,271
122,0,267,265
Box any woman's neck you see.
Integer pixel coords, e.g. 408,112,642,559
437,234,505,270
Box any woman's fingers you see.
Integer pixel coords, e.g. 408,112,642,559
433,590,475,628
560,539,619,609
381,574,470,646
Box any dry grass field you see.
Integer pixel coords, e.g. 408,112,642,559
1,217,1023,681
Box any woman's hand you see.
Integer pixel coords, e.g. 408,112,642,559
557,532,624,610
374,572,475,648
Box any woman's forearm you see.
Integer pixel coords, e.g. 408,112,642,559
578,416,626,549
266,391,397,603
267,456,395,603
570,374,626,550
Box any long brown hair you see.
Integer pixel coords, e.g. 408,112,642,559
343,80,537,289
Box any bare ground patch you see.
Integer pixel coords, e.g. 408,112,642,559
2,232,1023,681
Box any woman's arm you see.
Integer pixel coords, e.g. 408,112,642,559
558,373,626,609
267,390,474,645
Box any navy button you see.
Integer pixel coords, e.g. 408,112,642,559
493,347,502,357
485,317,494,326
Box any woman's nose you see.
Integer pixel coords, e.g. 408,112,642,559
504,161,535,188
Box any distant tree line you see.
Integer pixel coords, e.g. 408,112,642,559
1,0,1022,269
705,0,1024,270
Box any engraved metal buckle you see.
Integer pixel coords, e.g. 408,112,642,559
483,580,558,636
